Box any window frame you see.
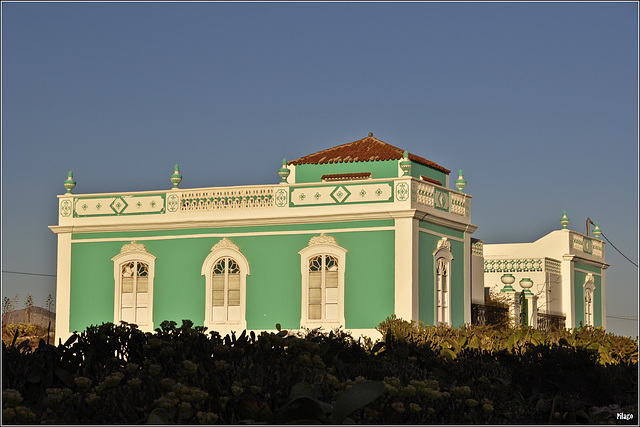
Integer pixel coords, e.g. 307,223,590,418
433,237,454,326
201,238,249,334
583,273,596,326
299,234,347,330
112,241,156,332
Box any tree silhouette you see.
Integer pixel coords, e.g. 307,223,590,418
24,294,34,324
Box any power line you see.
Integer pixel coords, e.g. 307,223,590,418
606,315,638,321
2,270,57,278
599,232,638,268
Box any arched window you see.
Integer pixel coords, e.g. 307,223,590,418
112,241,156,331
433,237,454,326
202,238,249,334
583,274,595,326
299,233,347,329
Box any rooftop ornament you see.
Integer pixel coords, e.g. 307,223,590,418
399,150,412,176
63,171,76,194
592,221,602,239
500,273,516,292
278,158,290,184
455,169,467,192
519,278,534,296
170,164,182,189
560,210,570,229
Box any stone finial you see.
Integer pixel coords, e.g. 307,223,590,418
455,169,467,192
592,221,602,239
170,164,182,189
278,158,290,184
368,132,373,137
64,171,76,194
560,210,570,229
399,150,412,177
500,273,516,292
519,278,534,296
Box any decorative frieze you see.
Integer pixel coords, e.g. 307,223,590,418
472,240,483,257
484,258,543,273
73,194,166,217
544,258,562,275
291,182,393,206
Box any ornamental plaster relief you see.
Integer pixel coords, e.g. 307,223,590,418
120,241,149,254
211,237,240,252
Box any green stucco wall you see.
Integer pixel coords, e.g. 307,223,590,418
573,267,603,328
294,161,399,183
69,221,394,333
293,159,448,187
417,223,466,327
408,162,448,187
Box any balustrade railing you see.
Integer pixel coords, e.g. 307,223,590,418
537,312,566,332
180,186,275,211
471,303,509,327
414,180,470,217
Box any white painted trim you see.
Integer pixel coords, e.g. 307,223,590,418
69,226,396,244
418,227,465,243
433,239,454,326
54,233,72,344
394,216,419,322
299,237,347,330
573,267,603,276
201,240,250,335
463,232,472,324
112,246,157,332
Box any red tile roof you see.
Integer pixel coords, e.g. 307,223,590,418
420,175,443,186
288,134,451,173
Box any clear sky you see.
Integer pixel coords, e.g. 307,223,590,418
2,1,638,337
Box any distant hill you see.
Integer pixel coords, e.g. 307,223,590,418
3,306,55,329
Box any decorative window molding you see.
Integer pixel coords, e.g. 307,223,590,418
299,233,347,329
112,241,156,332
433,237,454,326
201,238,250,334
583,273,596,326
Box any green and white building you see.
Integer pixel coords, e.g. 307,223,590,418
50,134,480,342
482,212,609,330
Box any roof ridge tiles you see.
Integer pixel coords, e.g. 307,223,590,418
287,135,451,173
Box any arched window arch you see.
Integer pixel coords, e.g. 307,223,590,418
201,238,250,334
433,237,454,326
112,241,156,332
583,273,595,326
299,233,347,329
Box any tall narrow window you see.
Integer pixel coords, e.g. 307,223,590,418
202,238,249,334
299,234,346,329
435,258,449,325
112,241,156,332
308,255,339,321
583,273,596,326
212,257,241,322
433,237,454,326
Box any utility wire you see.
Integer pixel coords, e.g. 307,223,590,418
599,232,638,268
2,270,57,278
606,315,638,321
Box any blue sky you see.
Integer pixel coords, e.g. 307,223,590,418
2,2,638,337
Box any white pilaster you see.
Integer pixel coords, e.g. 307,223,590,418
464,232,472,324
561,255,575,328
55,232,73,344
393,214,419,321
